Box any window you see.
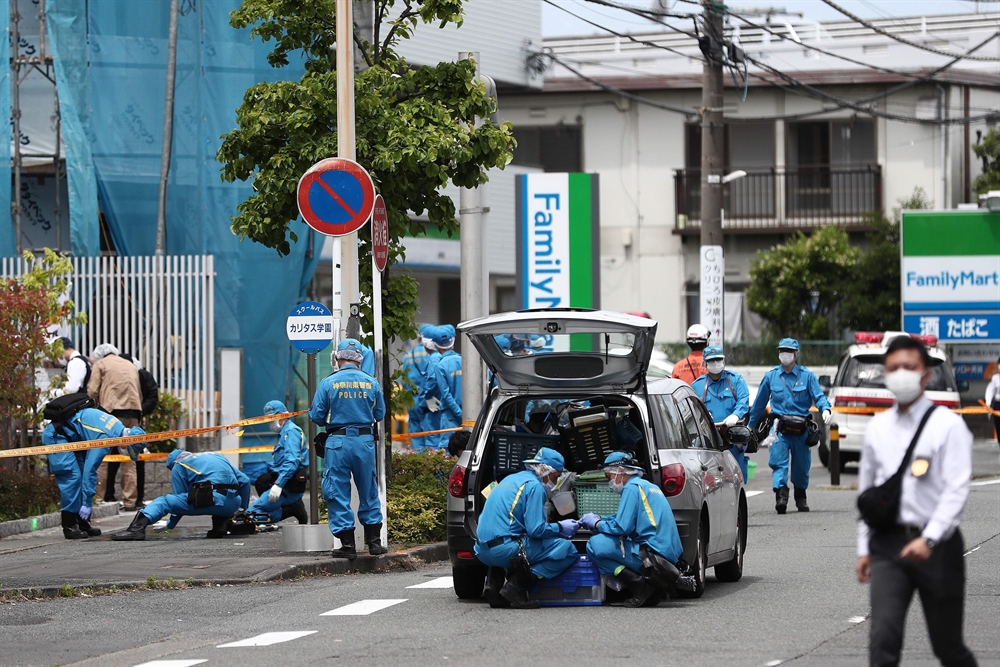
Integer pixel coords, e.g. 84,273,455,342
676,396,708,449
651,395,685,449
689,399,724,449
787,119,877,215
512,126,582,172
836,355,957,392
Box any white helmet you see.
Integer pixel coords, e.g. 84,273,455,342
686,324,709,344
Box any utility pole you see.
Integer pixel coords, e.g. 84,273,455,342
699,0,725,346
337,0,360,340
11,0,22,253
155,0,179,256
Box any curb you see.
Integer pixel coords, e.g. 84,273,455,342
0,503,121,539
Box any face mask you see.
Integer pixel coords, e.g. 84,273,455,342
542,477,556,493
57,357,67,368
269,420,283,433
778,352,796,367
706,360,725,375
609,477,625,494
884,369,924,404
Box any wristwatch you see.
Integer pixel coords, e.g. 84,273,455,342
924,537,937,549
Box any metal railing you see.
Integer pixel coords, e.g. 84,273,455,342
675,165,882,230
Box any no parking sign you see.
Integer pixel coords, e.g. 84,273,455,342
297,158,376,237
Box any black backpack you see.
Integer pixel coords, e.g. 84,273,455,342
138,367,159,416
43,393,96,429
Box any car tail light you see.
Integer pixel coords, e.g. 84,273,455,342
661,463,686,497
912,334,938,347
834,395,895,409
456,550,475,559
449,464,467,498
854,331,885,344
932,398,960,409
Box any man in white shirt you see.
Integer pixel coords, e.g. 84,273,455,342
855,335,977,667
57,337,91,396
985,356,999,452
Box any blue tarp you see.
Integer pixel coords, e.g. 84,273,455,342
0,0,12,257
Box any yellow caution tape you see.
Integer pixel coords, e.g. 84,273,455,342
393,426,464,442
831,401,1000,417
102,445,280,463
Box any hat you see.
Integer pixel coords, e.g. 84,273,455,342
602,450,644,473
441,324,456,338
777,338,800,351
523,447,565,473
263,400,288,415
336,338,365,363
58,336,74,350
91,343,119,361
432,326,455,348
703,345,725,361
418,323,433,337
165,449,193,470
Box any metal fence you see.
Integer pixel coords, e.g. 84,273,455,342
1,255,217,428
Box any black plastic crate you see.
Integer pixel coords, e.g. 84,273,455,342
562,419,617,470
492,431,562,480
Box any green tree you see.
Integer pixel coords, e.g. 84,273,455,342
840,188,931,332
217,0,514,417
973,126,1000,195
746,226,859,340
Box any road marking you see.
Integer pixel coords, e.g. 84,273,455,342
321,599,408,616
964,545,981,556
848,616,867,624
746,491,764,498
970,479,1000,487
765,660,783,666
407,576,453,589
133,661,207,667
218,631,317,647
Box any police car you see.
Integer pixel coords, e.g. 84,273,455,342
819,331,965,470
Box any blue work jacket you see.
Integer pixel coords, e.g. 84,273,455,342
476,470,561,544
401,346,429,395
309,362,387,430
434,351,463,422
169,452,251,507
748,364,831,429
269,420,307,488
596,476,683,563
691,370,750,423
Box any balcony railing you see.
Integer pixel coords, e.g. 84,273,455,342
674,165,882,231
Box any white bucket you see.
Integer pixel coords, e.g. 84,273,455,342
551,491,575,516
282,524,337,552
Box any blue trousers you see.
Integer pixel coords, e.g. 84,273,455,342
586,533,646,576
323,431,382,533
50,453,83,513
769,431,811,489
474,536,578,580
411,411,442,453
729,445,750,483
141,490,243,525
248,490,305,522
241,462,270,485
407,408,426,450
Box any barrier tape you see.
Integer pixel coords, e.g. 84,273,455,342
103,445,280,463
0,410,308,459
831,401,1000,417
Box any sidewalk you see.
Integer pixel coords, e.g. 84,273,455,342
0,510,446,596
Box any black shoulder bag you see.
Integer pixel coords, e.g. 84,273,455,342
857,405,936,532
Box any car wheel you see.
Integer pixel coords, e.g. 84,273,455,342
818,441,830,468
452,565,486,600
677,512,708,599
715,497,746,582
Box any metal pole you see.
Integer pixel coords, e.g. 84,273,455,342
699,0,725,344
155,0,179,256
307,352,318,523
53,86,61,252
12,0,22,253
336,0,360,339
829,422,840,487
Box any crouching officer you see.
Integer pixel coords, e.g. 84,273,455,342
474,448,580,609
309,338,387,559
582,452,685,607
112,450,251,540
691,346,751,482
749,338,831,514
247,400,308,524
43,407,146,539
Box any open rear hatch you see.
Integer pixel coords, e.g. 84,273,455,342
459,309,657,395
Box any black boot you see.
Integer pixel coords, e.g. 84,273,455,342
485,567,510,608
111,511,150,541
286,499,308,524
331,529,357,560
206,516,229,538
62,511,89,540
499,560,540,609
610,568,656,607
775,486,789,515
794,487,810,512
77,515,101,537
364,523,388,555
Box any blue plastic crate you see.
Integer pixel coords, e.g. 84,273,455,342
528,554,605,606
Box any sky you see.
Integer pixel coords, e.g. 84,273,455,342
542,0,999,38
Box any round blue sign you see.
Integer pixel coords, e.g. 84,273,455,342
286,301,334,354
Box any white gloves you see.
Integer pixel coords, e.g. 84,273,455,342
425,397,440,413
723,414,739,427
822,410,832,425
268,485,283,502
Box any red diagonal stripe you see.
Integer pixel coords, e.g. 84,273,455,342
315,175,358,218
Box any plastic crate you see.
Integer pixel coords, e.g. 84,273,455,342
574,482,621,516
528,554,604,606
492,431,561,480
563,419,617,469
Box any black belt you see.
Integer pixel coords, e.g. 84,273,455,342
327,427,372,436
484,536,511,548
894,523,925,538
213,484,239,493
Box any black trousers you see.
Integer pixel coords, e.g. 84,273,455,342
869,528,977,667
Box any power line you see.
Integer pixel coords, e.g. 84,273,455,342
581,0,700,37
819,0,1000,61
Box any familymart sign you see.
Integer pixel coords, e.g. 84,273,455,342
515,173,600,311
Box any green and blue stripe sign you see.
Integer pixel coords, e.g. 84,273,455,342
516,173,600,311
902,210,1000,342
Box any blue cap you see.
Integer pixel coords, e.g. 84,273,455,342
523,447,565,472
336,338,365,363
418,323,433,336
777,338,800,351
602,450,644,471
263,400,287,415
703,345,725,361
165,449,192,470
432,326,455,347
441,324,456,338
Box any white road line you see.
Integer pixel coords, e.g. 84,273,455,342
970,479,1000,487
746,490,764,498
407,576,453,589
321,599,408,616
848,616,867,624
218,631,317,648
765,660,783,666
132,661,207,667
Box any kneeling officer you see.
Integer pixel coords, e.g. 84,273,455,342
583,451,685,606
474,448,580,609
247,400,308,524
113,450,250,540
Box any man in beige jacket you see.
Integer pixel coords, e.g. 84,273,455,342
88,343,143,510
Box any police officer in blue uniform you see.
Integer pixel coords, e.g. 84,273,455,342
582,451,685,606
401,324,433,450
748,338,832,514
43,408,145,539
309,338,387,559
691,346,752,482
430,327,462,450
474,448,580,609
411,326,443,453
112,449,251,540
247,400,308,524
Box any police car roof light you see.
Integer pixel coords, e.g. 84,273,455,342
854,331,884,344
911,334,938,347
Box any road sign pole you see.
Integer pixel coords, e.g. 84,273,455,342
336,0,360,340
307,352,319,523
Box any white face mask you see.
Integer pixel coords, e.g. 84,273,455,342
778,352,796,367
269,420,283,433
884,369,925,404
609,477,626,494
706,360,725,375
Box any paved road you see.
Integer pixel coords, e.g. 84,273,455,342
1,442,998,667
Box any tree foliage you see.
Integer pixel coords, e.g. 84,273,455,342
973,126,1000,195
217,0,515,416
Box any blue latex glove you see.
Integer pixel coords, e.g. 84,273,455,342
557,519,579,538
579,513,601,530
78,505,92,521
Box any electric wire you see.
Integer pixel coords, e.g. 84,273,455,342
581,0,700,37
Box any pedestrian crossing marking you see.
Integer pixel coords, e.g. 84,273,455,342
321,599,408,615
132,661,207,667
407,576,453,589
970,478,1000,486
745,490,764,498
218,631,317,647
